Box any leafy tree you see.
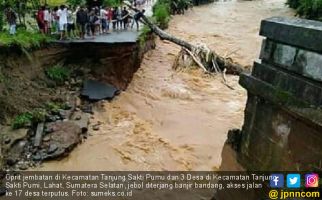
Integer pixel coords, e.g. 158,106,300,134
154,3,170,28
154,0,192,15
287,0,322,20
0,8,4,31
67,0,86,6
103,0,120,7
1,0,30,29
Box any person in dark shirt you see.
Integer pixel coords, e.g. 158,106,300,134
88,9,98,38
131,9,145,31
112,7,118,30
122,7,129,30
5,6,17,35
116,7,122,30
76,6,88,39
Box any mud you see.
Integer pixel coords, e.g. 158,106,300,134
40,0,293,171
0,47,68,123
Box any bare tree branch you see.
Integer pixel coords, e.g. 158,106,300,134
125,2,246,75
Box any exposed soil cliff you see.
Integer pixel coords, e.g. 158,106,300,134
0,37,155,124
0,35,155,170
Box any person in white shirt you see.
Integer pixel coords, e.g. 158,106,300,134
57,5,68,40
44,6,51,34
100,7,108,34
67,7,77,39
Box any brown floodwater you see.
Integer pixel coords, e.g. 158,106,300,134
40,0,293,171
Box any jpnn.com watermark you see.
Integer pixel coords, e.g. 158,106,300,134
269,190,320,199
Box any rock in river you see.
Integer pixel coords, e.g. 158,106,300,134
42,121,82,160
48,144,58,154
81,79,119,101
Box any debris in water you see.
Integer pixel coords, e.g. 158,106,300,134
34,123,44,147
81,80,119,101
92,125,100,131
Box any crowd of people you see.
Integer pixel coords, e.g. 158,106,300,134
36,4,146,40
3,2,147,40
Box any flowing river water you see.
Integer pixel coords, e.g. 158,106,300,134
40,0,293,171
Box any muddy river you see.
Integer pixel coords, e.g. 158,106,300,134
40,0,293,171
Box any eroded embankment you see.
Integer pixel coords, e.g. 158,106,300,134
0,37,155,170
0,41,148,122
0,46,67,123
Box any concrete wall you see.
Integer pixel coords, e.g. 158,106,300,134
238,17,322,171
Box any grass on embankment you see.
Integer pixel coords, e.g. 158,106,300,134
0,30,52,49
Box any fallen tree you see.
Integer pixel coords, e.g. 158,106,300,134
125,2,246,75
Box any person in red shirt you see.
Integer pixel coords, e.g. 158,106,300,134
107,7,113,32
36,6,45,34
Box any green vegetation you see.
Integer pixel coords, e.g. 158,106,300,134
103,0,121,7
139,25,152,47
174,0,193,14
12,101,70,129
139,0,192,48
12,112,33,129
139,25,151,46
45,102,63,113
12,108,48,129
287,0,322,20
153,3,171,29
31,108,47,123
47,0,67,6
45,101,70,113
0,10,3,31
66,0,85,6
164,0,192,15
152,0,192,29
46,65,71,84
0,30,51,49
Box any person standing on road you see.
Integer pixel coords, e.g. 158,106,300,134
94,7,101,35
88,9,98,38
112,7,117,30
122,7,130,30
100,6,108,34
51,7,59,34
131,9,145,31
107,7,113,32
36,6,45,34
57,5,68,40
76,6,88,39
116,7,123,30
67,6,77,39
44,5,51,34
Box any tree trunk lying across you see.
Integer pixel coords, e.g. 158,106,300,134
125,3,246,75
